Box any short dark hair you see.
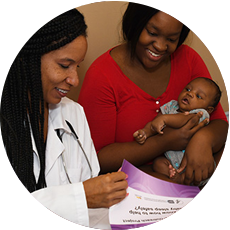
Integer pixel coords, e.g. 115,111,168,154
195,77,222,108
122,3,190,57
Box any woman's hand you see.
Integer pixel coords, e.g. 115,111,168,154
177,119,228,186
163,112,208,151
83,171,128,208
177,140,214,186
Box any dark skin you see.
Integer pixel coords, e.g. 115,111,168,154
140,145,229,207
98,53,227,184
98,12,228,186
133,78,220,183
40,36,128,209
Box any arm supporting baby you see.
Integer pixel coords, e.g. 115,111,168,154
151,112,206,134
178,119,228,185
134,111,206,144
98,113,207,174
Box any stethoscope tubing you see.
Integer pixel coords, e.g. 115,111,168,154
56,120,93,183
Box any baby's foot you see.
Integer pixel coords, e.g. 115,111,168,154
168,165,185,184
169,165,176,178
133,130,147,145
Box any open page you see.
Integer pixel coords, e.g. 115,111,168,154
109,160,200,229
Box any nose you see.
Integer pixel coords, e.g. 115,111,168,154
66,70,79,87
153,38,167,52
187,91,194,98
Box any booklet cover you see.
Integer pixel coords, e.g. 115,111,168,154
109,160,200,229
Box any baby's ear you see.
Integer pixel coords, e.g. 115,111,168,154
207,106,214,114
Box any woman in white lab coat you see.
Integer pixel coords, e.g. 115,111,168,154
0,9,127,229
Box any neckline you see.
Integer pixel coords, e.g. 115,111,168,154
108,47,175,100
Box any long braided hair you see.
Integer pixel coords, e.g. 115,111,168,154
0,8,87,192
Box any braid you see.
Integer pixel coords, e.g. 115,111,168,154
0,8,87,192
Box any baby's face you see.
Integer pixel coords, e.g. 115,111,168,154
178,78,215,113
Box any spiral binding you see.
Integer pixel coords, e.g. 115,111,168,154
146,208,229,230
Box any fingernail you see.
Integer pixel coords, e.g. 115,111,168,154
118,167,122,172
126,193,129,197
125,174,128,179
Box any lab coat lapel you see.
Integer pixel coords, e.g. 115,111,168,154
45,121,64,176
45,102,71,176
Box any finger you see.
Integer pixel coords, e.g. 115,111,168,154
114,188,128,199
202,169,209,182
108,194,128,208
177,157,187,173
108,185,127,198
193,171,202,186
103,190,128,208
184,167,194,185
133,131,138,138
110,171,127,182
208,161,215,178
102,172,127,188
112,179,128,192
107,172,128,191
189,118,209,134
185,112,203,129
183,114,200,130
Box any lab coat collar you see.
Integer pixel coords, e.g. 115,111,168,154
32,100,73,179
49,102,72,134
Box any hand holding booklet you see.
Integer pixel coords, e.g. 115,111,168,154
109,160,200,229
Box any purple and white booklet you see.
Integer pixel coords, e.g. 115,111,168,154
109,160,200,229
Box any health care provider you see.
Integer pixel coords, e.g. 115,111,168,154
78,3,228,185
0,9,127,229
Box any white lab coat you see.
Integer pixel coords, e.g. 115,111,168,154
31,97,110,229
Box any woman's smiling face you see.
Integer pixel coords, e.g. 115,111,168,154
41,35,87,105
135,11,183,69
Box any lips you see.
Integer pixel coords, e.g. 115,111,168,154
55,87,68,94
55,87,69,97
147,49,163,61
148,49,161,57
181,97,189,105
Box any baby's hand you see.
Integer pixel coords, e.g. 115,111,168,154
133,130,147,145
150,119,165,134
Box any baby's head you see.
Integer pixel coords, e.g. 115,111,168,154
178,77,222,114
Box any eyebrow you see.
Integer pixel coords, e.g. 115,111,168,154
60,58,76,63
199,90,207,97
186,83,207,97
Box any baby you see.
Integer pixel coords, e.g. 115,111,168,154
133,77,222,184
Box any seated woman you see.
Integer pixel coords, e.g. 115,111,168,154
78,3,228,186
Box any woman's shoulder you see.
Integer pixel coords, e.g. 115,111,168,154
88,45,126,71
49,98,87,130
90,47,115,67
172,44,206,71
60,97,84,114
173,44,201,60
85,45,126,84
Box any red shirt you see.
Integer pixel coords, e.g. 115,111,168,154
78,45,227,152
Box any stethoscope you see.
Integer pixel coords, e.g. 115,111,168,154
5,120,93,184
56,120,93,183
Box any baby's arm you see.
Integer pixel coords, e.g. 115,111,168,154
151,112,201,134
133,121,156,144
133,113,162,144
